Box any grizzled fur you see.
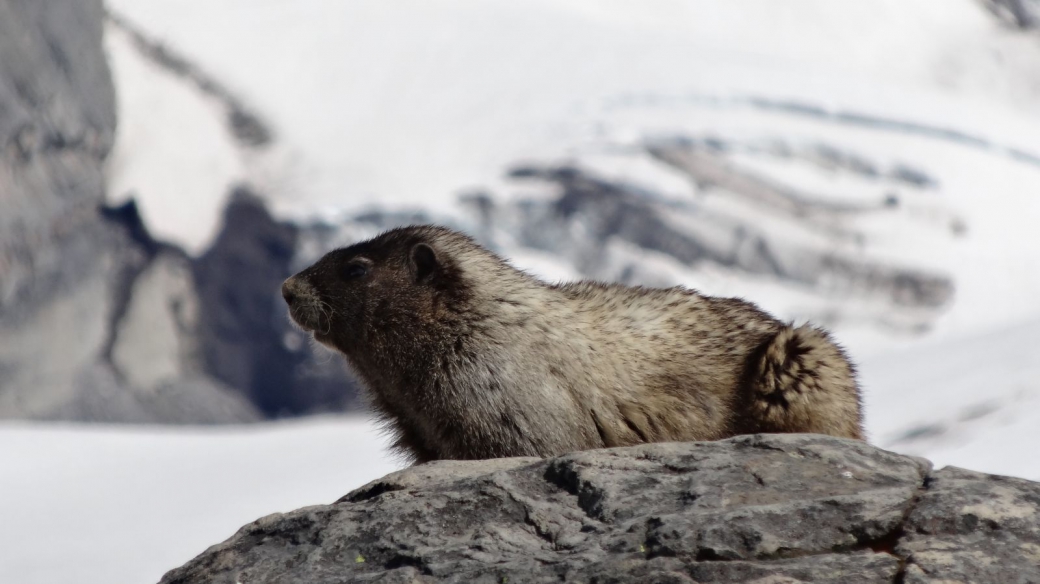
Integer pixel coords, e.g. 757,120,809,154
282,225,863,463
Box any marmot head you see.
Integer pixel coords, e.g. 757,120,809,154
281,226,476,360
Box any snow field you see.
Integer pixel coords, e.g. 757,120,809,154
0,417,401,584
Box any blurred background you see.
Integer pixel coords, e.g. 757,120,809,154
2,0,1040,582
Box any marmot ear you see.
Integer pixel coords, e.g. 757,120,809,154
409,243,439,282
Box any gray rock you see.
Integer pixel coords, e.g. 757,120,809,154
899,467,1040,584
160,434,1038,583
0,0,114,315
0,0,115,300
0,0,120,419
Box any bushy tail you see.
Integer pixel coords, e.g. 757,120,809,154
742,324,864,440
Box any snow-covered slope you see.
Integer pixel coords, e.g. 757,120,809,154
862,317,1040,474
102,0,1040,344
105,0,1040,228
98,0,1040,475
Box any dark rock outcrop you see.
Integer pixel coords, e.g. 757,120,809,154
193,188,299,415
194,188,362,417
160,434,1040,584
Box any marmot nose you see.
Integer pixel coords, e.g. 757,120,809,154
281,279,296,306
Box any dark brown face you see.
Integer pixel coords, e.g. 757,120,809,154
281,233,444,358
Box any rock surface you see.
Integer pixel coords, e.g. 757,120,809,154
159,434,1040,583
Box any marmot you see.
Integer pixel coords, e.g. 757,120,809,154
282,225,863,463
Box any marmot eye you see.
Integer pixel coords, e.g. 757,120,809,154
342,263,368,280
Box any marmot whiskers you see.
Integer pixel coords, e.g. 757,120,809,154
283,225,863,463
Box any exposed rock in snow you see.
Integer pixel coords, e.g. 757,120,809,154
981,0,1040,28
193,188,362,417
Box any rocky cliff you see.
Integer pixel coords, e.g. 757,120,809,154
0,1,360,422
0,0,237,422
160,434,1040,584
0,0,258,422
